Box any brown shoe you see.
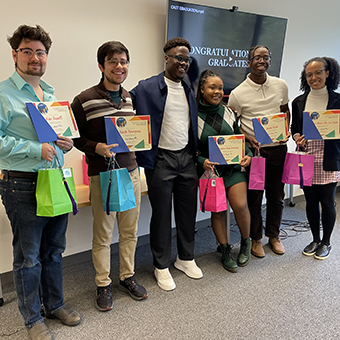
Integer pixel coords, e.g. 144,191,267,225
27,322,53,340
251,239,265,258
46,306,81,326
269,237,285,255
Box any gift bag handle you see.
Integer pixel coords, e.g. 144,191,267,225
105,156,121,215
202,165,220,213
55,155,78,215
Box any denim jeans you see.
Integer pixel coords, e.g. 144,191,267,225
0,175,68,328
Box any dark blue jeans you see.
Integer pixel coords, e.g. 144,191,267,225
0,175,68,328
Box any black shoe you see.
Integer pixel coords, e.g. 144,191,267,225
119,276,148,301
95,284,113,312
302,241,320,256
220,244,238,273
237,237,251,267
314,244,332,260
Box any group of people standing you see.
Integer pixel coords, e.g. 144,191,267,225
0,24,339,340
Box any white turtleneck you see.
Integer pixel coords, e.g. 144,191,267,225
305,86,328,112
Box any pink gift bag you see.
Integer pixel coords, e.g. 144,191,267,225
282,152,314,188
248,148,265,190
199,168,227,213
82,155,89,185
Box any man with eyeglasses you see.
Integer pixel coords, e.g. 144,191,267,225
71,41,147,312
228,45,290,258
130,37,203,291
0,25,80,340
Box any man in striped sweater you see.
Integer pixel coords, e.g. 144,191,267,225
71,41,147,312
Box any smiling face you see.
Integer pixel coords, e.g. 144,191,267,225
98,52,129,91
305,61,329,90
248,47,271,77
201,76,224,106
12,38,47,78
164,45,190,82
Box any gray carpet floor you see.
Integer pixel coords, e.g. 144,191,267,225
1,194,340,340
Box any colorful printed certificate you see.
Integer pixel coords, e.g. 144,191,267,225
26,101,79,142
252,113,288,145
208,134,245,165
303,110,340,140
104,115,151,153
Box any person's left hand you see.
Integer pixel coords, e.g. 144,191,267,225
278,132,291,143
56,135,73,151
239,155,251,167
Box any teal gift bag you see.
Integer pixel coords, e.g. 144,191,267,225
100,157,136,214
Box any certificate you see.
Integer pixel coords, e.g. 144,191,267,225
26,101,80,142
208,134,245,165
303,110,340,140
105,115,151,153
252,113,287,145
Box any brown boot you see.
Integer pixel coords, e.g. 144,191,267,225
251,239,265,258
27,322,52,340
269,236,285,255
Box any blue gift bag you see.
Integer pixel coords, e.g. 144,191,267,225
100,158,136,214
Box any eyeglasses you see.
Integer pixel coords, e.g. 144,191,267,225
167,54,192,64
16,48,47,59
249,55,271,62
306,69,326,79
106,58,129,67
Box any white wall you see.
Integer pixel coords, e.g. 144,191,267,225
1,0,340,274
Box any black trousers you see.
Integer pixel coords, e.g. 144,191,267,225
303,182,337,246
145,146,198,269
247,145,287,240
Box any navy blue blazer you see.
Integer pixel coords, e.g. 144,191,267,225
291,89,340,171
130,72,198,169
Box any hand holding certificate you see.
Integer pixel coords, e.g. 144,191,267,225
252,113,288,145
26,101,80,143
208,134,245,165
302,110,340,140
105,115,151,153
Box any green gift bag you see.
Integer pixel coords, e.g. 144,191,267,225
36,159,78,217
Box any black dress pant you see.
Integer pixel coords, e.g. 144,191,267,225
247,145,287,240
145,146,198,269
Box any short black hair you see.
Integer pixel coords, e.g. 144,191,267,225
7,25,52,52
196,69,221,105
163,37,191,54
97,41,130,68
300,57,340,92
248,45,270,60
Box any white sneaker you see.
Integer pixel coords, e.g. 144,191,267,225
154,268,176,291
174,256,203,279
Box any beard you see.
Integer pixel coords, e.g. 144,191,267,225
17,62,44,77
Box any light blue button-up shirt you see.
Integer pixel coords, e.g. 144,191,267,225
0,71,65,172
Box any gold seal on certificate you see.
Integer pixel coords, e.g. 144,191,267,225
105,115,151,153
252,113,288,145
208,134,245,165
303,110,340,140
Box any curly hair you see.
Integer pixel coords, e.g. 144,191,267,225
7,25,52,52
299,57,340,92
196,69,221,105
163,37,191,54
248,45,270,60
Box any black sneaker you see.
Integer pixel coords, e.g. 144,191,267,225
95,284,113,312
302,241,320,256
118,276,148,300
314,244,332,260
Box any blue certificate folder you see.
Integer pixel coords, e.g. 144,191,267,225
302,111,323,140
252,118,273,145
104,117,130,153
26,102,58,143
208,137,227,164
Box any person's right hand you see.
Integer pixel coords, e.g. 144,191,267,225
294,134,306,148
41,143,57,162
95,142,119,158
203,159,219,171
249,136,260,149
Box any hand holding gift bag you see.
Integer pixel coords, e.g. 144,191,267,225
248,147,265,190
282,144,314,188
36,155,78,217
199,166,227,213
100,157,136,214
